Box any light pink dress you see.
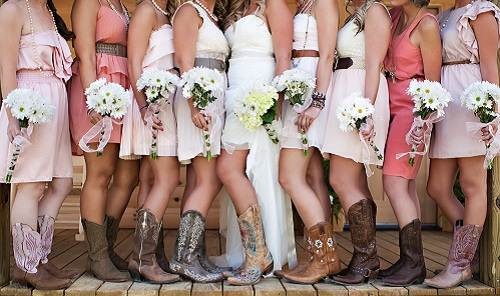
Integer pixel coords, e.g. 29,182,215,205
430,0,500,158
69,5,129,155
120,24,177,159
0,30,73,183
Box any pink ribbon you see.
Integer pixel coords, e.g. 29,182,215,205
5,125,33,183
465,117,500,169
396,112,443,161
78,117,117,154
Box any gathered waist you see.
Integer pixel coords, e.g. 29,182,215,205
17,70,61,83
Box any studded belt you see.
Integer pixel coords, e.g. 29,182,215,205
194,57,226,72
95,42,127,58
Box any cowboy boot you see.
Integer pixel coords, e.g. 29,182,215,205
378,228,403,279
424,221,482,289
330,199,380,285
37,215,83,281
169,211,224,283
105,215,129,271
282,222,340,284
274,227,309,279
227,204,273,286
11,223,72,290
381,219,426,286
128,209,180,284
199,231,233,274
82,219,130,282
156,225,173,273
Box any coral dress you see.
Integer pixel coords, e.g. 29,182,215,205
382,9,437,179
69,5,129,155
120,24,177,159
430,1,500,158
322,3,390,167
0,30,73,183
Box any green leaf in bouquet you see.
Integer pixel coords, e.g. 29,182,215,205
261,101,278,125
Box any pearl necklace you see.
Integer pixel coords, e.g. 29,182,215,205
106,0,130,28
193,0,218,22
151,0,169,16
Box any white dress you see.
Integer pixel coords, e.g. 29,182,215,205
280,13,327,149
217,15,297,271
174,1,229,163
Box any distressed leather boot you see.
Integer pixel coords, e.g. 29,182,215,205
11,223,72,290
156,225,172,272
378,229,403,279
282,222,340,284
82,219,130,282
331,199,380,285
170,210,224,282
227,204,273,285
37,215,83,281
381,219,426,286
274,227,309,279
105,215,129,271
424,221,482,289
128,209,180,284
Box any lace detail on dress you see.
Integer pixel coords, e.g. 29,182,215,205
37,215,55,264
12,223,41,273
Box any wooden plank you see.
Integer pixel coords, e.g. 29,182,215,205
461,280,495,295
0,284,32,296
253,278,285,296
159,281,192,296
405,284,437,296
280,280,316,296
64,273,104,296
0,183,10,286
223,281,253,296
435,286,466,295
191,282,222,296
372,282,408,296
482,159,499,288
96,281,133,296
345,283,378,296
127,282,161,296
313,282,348,296
32,289,64,296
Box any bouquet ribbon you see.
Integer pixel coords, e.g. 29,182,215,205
79,117,119,154
201,104,223,156
5,125,33,183
396,112,443,160
359,132,374,178
144,103,163,135
465,117,500,169
292,95,313,114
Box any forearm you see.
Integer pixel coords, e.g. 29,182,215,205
480,57,499,85
364,62,381,104
129,62,148,108
1,68,18,121
78,57,98,91
315,55,334,94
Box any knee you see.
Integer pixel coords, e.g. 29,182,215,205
19,183,46,199
216,161,238,185
51,179,73,197
426,180,448,201
459,175,485,199
278,170,294,192
330,175,349,197
88,168,114,188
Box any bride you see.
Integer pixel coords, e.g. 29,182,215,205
215,0,297,286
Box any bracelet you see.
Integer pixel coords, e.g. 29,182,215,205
139,104,149,111
311,91,326,110
86,108,94,116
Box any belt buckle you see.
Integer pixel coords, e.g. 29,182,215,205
333,56,339,70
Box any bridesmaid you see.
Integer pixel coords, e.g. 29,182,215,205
278,0,341,284
169,0,229,282
380,0,442,286
322,0,391,285
70,0,135,282
425,0,500,289
124,0,181,284
0,0,78,289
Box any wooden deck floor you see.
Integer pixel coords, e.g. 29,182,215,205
0,229,496,296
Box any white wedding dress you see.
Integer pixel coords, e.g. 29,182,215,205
215,14,297,272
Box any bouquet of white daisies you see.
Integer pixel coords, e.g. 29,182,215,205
461,81,500,169
235,81,280,144
79,78,131,156
179,67,225,160
3,88,55,182
137,69,180,159
337,93,382,177
273,68,316,154
397,80,452,166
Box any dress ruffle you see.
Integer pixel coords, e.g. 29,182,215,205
95,54,129,77
458,0,500,63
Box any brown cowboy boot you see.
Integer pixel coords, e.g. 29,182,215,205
381,219,426,286
37,215,83,281
156,225,173,273
330,199,379,285
274,227,309,278
105,215,129,271
128,209,180,284
11,223,72,290
82,219,130,282
424,221,482,289
282,222,340,284
227,204,273,286
378,229,403,279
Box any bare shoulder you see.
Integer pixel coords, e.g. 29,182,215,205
0,1,23,28
266,0,290,13
72,0,100,14
134,1,157,20
366,2,391,24
417,14,439,35
315,0,338,13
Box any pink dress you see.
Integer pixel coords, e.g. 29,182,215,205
69,5,129,155
0,30,73,183
119,24,177,159
382,9,437,179
430,1,500,158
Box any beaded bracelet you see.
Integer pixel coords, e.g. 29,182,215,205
311,91,326,110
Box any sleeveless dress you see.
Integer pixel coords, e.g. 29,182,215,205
0,30,73,183
280,13,327,149
382,9,437,179
69,5,129,155
430,1,500,158
174,1,229,163
218,15,297,271
321,4,390,167
120,24,177,159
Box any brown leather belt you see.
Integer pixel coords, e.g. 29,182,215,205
334,57,353,70
96,42,127,58
442,60,476,66
292,50,319,58
194,57,227,72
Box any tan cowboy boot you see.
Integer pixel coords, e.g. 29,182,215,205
105,215,129,271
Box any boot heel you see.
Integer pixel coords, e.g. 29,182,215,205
129,269,143,282
11,279,29,289
262,261,274,276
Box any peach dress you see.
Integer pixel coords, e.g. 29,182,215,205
430,1,500,158
119,24,177,159
382,8,437,179
69,4,129,155
0,30,73,183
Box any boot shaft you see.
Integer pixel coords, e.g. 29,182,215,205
132,209,162,266
400,219,424,266
237,204,269,261
37,215,55,264
12,223,42,274
173,211,195,262
307,222,340,274
448,221,482,273
347,199,377,258
81,219,110,261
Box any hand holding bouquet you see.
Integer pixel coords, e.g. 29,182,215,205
137,69,180,159
180,67,225,160
79,78,131,156
337,93,382,177
396,80,452,166
273,68,316,155
461,81,500,169
3,88,55,182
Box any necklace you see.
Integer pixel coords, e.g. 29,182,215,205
106,0,130,27
151,0,169,16
396,7,422,36
440,1,473,32
193,0,218,22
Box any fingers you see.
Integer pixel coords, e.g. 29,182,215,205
152,116,164,131
192,114,209,130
